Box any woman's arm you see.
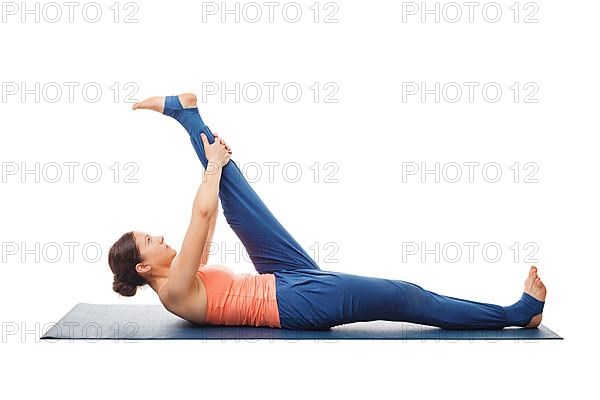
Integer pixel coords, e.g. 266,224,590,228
200,200,218,266
198,133,228,266
167,133,231,299
168,162,224,298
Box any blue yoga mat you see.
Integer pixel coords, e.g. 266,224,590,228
40,303,563,341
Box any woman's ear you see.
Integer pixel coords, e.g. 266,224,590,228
135,263,150,275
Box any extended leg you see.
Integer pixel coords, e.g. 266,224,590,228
274,268,545,330
161,95,320,274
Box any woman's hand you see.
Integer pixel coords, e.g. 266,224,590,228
201,132,232,167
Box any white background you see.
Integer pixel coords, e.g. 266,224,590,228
1,0,597,398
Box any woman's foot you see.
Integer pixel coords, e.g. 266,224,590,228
523,265,547,328
132,93,197,113
132,95,164,112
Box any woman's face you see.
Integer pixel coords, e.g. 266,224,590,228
132,231,177,273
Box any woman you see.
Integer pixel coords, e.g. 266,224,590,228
108,93,547,331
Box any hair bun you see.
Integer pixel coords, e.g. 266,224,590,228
113,277,137,297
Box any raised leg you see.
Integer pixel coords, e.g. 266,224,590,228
161,95,320,274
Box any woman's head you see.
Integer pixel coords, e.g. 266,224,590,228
108,231,177,296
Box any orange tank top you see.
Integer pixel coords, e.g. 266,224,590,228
196,265,281,328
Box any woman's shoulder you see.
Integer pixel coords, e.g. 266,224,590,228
158,265,206,301
159,272,208,323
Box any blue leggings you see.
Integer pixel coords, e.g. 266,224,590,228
163,95,545,331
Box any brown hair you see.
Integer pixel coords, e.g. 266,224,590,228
108,231,147,296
